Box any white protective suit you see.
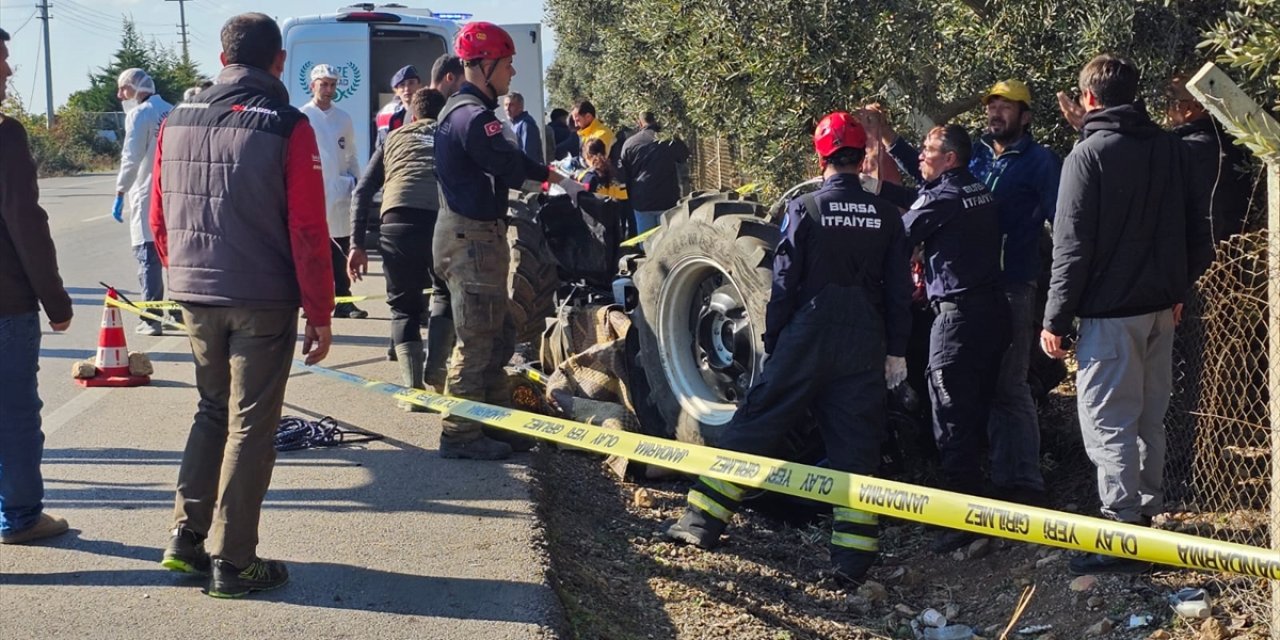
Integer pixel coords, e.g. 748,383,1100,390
115,93,173,246
300,101,361,238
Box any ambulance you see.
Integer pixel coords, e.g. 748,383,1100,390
282,4,547,168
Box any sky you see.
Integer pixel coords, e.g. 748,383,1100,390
0,0,550,115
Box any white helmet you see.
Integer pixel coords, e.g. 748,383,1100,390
117,68,155,95
310,64,340,83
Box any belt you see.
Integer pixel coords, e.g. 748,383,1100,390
929,289,1002,314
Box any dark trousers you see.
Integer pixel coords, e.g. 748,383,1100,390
380,215,447,345
689,287,887,566
330,236,353,298
171,305,297,567
926,294,1011,495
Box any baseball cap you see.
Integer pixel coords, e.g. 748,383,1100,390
983,79,1032,106
390,65,420,89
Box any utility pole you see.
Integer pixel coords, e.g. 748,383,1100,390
166,0,191,66
39,0,53,128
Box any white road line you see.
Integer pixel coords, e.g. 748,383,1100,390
43,335,189,437
82,214,113,222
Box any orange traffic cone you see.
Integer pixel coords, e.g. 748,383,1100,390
75,289,150,387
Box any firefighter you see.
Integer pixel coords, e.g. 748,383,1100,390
876,124,1012,554
665,112,913,585
432,22,584,460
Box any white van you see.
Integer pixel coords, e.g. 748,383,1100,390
282,4,546,168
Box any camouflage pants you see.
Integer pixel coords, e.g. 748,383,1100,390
432,208,515,442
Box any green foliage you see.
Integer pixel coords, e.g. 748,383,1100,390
1202,0,1280,112
2,93,120,177
546,0,1230,196
65,18,207,112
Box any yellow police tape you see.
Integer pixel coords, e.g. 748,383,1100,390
104,295,1280,579
132,295,386,311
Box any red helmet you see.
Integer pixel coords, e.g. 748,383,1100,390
455,22,515,61
813,111,867,158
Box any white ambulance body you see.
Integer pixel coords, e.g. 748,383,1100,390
282,4,546,167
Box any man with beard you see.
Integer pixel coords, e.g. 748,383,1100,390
968,80,1060,507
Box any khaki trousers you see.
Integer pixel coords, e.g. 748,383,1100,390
171,305,296,567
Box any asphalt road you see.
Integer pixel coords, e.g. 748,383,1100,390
0,174,561,639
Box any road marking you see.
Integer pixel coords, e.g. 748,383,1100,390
43,335,188,437
82,215,113,222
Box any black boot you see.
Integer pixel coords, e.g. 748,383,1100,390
665,508,727,549
424,316,456,391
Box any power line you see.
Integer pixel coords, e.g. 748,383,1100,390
10,9,37,37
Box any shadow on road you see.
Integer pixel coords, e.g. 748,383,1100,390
42,446,534,520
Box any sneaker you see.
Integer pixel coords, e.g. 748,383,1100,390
208,558,289,598
0,513,69,544
1068,552,1151,576
161,527,211,575
439,435,513,460
665,510,726,549
135,323,162,336
333,302,368,319
930,529,981,555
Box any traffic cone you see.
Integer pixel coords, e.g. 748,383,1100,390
75,289,151,387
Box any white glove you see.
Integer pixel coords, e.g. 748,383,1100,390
859,173,882,195
885,356,907,389
560,179,586,206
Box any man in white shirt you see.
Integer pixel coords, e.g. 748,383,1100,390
300,64,366,319
113,68,173,336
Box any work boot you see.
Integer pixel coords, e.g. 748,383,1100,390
394,341,429,413
207,557,289,598
333,302,368,319
483,426,537,452
829,551,878,588
665,508,726,549
0,512,69,545
1068,552,1151,575
424,316,455,391
439,434,513,460
161,527,211,575
930,529,982,555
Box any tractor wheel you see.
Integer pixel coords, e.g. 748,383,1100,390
632,191,777,446
507,193,560,346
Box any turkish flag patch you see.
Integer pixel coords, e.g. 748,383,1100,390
484,121,503,137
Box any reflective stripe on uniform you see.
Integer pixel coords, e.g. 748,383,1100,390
689,489,734,523
700,476,745,503
833,506,879,526
831,531,879,552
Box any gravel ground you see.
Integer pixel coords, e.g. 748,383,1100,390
531,391,1269,640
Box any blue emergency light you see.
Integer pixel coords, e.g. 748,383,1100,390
432,12,472,21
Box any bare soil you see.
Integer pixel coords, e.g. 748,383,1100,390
532,391,1270,640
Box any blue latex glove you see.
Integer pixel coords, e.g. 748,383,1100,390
111,194,124,223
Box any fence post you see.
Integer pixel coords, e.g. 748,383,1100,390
1271,163,1279,640
1184,63,1280,639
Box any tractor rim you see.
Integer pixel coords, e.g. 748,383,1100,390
657,256,757,426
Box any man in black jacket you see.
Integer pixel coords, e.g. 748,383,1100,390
620,111,689,236
1041,54,1213,575
1166,74,1251,243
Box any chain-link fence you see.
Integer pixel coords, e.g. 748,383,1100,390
1167,229,1273,631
